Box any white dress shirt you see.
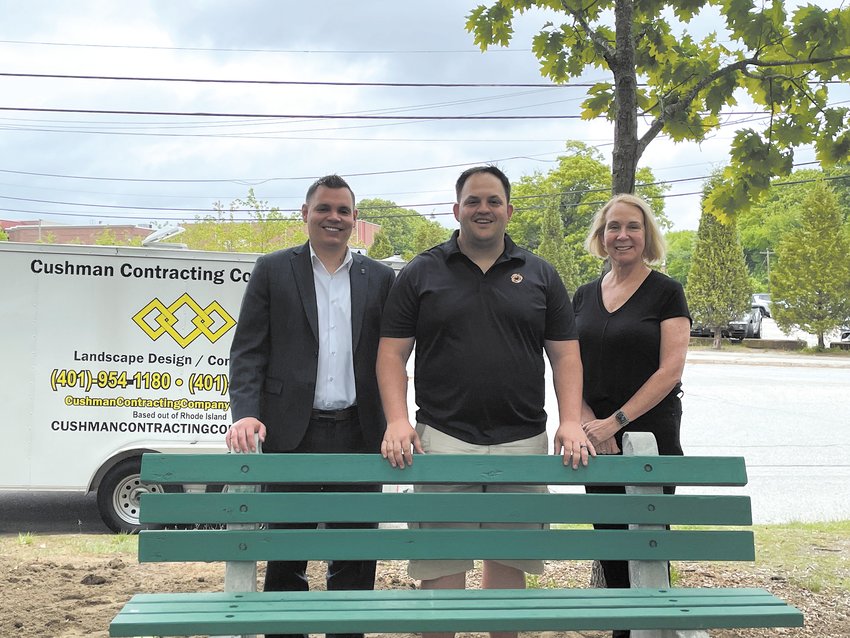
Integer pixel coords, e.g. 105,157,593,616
310,247,356,410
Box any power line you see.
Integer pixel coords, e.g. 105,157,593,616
4,167,844,223
4,71,846,89
0,39,531,55
0,153,561,185
0,72,577,89
0,106,586,121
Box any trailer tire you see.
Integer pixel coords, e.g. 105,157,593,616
96,457,166,534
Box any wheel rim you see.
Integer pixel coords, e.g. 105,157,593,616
111,473,164,527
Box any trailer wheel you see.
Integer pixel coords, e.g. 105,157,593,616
96,457,165,533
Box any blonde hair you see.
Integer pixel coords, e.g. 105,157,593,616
585,193,666,264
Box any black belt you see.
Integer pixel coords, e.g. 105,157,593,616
310,405,358,421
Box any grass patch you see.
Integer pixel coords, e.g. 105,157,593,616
752,521,850,592
0,532,138,561
551,521,850,593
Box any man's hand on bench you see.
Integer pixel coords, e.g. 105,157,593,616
227,417,266,453
381,419,423,469
553,420,595,469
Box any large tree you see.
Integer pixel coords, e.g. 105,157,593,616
771,181,850,348
686,185,752,349
467,1,850,216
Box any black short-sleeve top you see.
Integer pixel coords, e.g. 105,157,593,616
380,231,577,444
572,269,691,419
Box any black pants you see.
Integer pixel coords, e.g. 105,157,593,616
264,413,379,638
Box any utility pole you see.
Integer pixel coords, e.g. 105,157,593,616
761,249,773,292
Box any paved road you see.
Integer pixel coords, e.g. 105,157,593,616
677,351,850,523
0,490,108,535
2,348,849,534
545,348,850,524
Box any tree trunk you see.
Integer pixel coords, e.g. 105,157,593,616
712,328,723,350
611,0,639,195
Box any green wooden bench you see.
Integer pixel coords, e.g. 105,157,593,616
110,432,802,638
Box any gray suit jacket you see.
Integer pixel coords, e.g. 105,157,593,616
228,242,395,452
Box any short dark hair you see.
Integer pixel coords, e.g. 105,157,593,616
305,174,355,207
455,165,511,202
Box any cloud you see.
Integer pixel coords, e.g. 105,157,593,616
2,1,843,233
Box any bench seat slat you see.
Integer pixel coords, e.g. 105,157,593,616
118,586,781,602
141,492,753,526
141,453,748,486
109,588,803,637
139,528,756,563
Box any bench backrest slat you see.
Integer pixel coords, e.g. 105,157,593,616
140,492,753,526
140,453,748,486
138,528,756,563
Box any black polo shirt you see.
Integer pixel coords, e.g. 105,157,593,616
380,231,577,445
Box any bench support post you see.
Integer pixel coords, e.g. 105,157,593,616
624,432,710,638
218,443,261,638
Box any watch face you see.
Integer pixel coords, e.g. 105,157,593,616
616,411,628,426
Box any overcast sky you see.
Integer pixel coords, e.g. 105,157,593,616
1,0,845,234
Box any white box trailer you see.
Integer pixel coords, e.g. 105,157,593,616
0,241,257,532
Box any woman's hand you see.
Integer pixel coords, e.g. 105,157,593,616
593,436,621,455
581,416,620,448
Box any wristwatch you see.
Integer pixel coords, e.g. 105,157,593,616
614,410,630,429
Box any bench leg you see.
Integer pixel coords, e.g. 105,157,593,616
217,480,260,638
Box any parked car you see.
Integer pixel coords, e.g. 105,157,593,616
728,305,763,340
841,326,850,343
689,323,731,338
690,306,763,340
751,293,772,317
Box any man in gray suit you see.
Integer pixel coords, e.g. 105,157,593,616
226,174,395,638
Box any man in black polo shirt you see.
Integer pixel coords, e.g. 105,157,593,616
377,165,592,638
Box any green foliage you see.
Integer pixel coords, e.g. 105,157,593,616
536,195,579,290
411,220,450,256
507,142,669,288
686,187,752,348
467,0,850,212
367,230,393,260
358,198,441,260
180,189,306,253
92,228,142,247
738,166,850,287
771,181,850,348
0,227,8,241
664,230,697,287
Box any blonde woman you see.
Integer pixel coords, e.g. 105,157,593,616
572,194,691,638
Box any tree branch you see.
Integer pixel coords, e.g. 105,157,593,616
750,54,850,68
637,57,752,155
559,0,616,65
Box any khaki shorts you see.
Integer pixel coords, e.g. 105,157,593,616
407,423,549,581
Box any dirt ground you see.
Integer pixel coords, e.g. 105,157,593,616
1,542,847,638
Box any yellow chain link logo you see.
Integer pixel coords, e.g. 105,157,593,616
132,293,236,348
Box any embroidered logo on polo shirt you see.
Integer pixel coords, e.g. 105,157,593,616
511,273,523,283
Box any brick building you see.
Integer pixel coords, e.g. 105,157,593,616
1,219,380,248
